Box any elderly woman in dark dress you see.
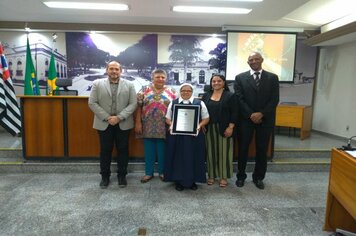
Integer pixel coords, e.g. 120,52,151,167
164,83,210,191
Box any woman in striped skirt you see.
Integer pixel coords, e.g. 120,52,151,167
202,74,238,187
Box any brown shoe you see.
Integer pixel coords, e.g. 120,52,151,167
219,179,228,188
140,175,154,183
207,178,215,185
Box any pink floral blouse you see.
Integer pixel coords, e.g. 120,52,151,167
137,85,177,139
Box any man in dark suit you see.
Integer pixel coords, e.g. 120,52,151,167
89,61,137,189
234,52,279,189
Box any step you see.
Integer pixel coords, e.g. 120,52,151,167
274,149,331,159
0,148,330,173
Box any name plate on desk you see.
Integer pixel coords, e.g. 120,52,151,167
171,104,200,136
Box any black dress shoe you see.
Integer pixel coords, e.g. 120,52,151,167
175,183,184,191
235,179,244,187
253,179,265,189
100,178,110,189
190,183,198,190
118,176,127,188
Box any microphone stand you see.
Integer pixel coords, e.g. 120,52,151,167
342,135,356,151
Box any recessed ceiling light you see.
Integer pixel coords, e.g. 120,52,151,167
43,2,129,11
189,0,262,2
172,6,251,14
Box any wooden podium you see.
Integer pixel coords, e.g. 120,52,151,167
20,96,273,160
324,148,356,233
20,96,143,159
276,105,312,140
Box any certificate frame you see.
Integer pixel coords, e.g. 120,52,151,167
171,104,200,136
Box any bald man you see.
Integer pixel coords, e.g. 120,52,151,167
234,52,279,190
89,61,137,188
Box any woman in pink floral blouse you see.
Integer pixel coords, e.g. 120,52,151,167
135,69,177,183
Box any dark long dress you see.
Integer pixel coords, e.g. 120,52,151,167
164,99,207,187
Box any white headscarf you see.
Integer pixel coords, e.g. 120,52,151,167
179,83,194,93
178,83,194,104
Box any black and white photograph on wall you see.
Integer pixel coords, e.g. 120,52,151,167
0,31,317,102
0,31,67,95
65,32,226,96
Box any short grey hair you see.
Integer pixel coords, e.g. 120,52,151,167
151,69,167,78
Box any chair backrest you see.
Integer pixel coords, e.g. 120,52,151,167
55,78,72,87
55,79,75,95
203,85,211,92
197,93,205,99
53,90,78,96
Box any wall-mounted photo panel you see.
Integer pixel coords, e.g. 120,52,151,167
66,32,226,96
0,31,66,95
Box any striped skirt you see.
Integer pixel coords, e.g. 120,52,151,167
205,123,233,179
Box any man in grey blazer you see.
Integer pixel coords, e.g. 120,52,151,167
234,52,279,190
88,61,137,188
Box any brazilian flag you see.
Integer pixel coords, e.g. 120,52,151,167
24,37,40,95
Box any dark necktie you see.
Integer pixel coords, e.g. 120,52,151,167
254,72,261,87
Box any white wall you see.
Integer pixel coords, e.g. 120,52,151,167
279,82,314,105
313,41,356,138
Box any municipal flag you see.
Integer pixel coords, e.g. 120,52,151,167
0,43,22,136
24,38,40,95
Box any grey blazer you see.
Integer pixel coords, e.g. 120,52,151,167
88,78,137,131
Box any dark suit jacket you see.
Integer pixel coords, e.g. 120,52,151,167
202,90,238,136
234,70,279,127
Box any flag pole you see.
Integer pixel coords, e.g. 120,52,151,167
52,33,57,53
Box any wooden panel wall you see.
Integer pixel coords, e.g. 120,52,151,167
22,97,64,157
20,96,271,159
67,98,99,157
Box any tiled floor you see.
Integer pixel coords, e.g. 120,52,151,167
0,172,332,236
0,128,22,149
0,127,348,235
274,128,348,150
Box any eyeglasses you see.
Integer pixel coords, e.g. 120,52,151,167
181,90,192,93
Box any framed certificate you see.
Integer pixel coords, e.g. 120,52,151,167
171,104,200,136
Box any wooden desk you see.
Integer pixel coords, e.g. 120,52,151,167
275,105,312,140
20,96,144,159
324,148,356,233
20,96,273,159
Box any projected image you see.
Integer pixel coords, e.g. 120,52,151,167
226,32,297,82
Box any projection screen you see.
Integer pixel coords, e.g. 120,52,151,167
226,32,297,82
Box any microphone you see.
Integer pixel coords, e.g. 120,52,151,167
342,135,356,151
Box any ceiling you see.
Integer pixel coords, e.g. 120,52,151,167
0,0,355,45
0,0,339,28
